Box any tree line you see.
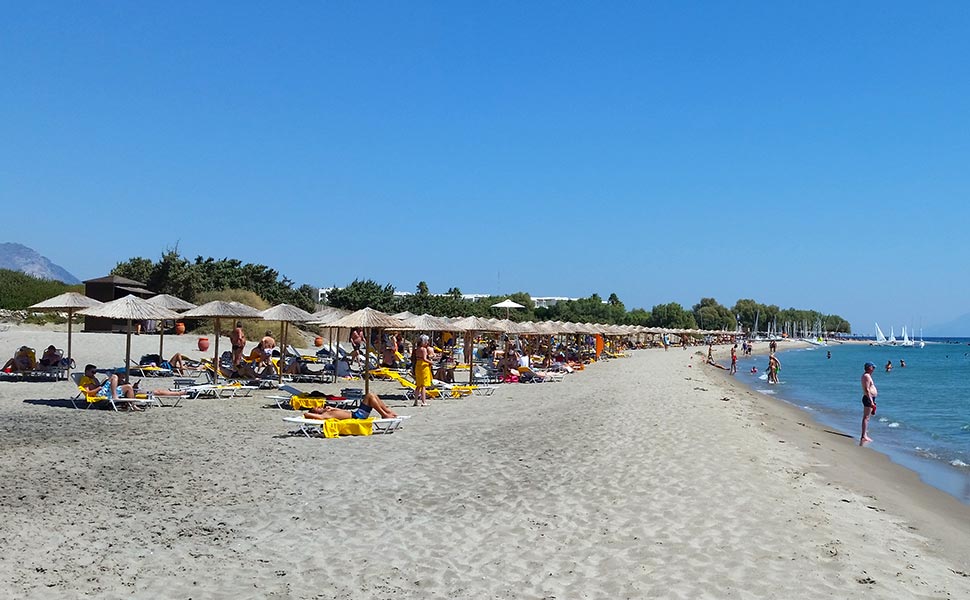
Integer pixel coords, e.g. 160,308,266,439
1,251,852,334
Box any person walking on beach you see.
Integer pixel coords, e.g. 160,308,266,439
730,345,738,375
860,361,878,445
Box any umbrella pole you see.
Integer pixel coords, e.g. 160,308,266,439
125,318,132,383
279,320,287,385
67,309,74,378
159,325,165,361
213,317,221,384
468,330,475,385
364,327,370,395
330,326,335,384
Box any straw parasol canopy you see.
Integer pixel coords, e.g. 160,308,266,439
78,295,181,381
327,307,411,331
147,294,197,359
401,313,454,331
259,304,316,384
180,301,263,383
392,310,417,320
28,292,104,376
327,308,413,394
308,306,351,325
306,307,352,379
450,316,503,384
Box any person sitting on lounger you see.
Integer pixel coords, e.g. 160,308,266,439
38,345,61,368
79,364,188,407
3,346,36,372
302,392,398,421
236,339,276,378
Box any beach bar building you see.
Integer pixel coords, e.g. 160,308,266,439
82,275,155,332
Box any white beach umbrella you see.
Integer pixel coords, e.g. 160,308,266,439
491,298,525,319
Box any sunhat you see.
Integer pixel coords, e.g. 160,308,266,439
864,362,875,369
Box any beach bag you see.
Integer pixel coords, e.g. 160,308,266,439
139,354,162,366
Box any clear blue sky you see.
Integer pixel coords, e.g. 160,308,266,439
3,2,969,334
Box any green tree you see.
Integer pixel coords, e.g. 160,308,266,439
326,279,396,312
650,302,697,329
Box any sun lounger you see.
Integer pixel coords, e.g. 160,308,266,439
69,372,157,411
431,379,496,397
127,360,174,377
282,415,409,438
266,384,357,411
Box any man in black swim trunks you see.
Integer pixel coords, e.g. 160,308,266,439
860,361,878,445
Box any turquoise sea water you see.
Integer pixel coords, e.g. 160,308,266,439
732,341,970,504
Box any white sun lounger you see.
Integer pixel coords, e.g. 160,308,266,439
282,415,409,438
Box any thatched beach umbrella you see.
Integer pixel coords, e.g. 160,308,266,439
451,315,503,384
77,295,181,381
180,301,263,383
28,292,104,377
308,307,351,378
259,303,316,384
146,294,197,360
326,308,412,395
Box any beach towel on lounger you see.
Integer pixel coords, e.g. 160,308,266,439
322,418,374,438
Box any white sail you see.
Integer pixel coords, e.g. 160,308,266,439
888,326,897,344
874,322,888,344
900,326,914,347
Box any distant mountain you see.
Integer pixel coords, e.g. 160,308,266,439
0,242,80,284
924,313,970,338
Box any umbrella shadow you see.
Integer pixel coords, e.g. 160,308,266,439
23,398,85,410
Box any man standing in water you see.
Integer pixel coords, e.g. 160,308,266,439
860,361,878,445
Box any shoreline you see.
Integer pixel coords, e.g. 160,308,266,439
699,349,970,567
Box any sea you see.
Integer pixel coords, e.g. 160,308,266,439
732,339,970,505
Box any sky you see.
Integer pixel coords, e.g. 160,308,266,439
3,2,970,334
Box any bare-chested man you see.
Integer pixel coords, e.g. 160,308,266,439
229,322,246,368
860,361,878,445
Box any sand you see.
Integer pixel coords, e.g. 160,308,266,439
1,324,969,599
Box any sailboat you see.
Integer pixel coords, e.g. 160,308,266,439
918,328,926,348
888,326,897,345
900,326,914,347
874,322,889,345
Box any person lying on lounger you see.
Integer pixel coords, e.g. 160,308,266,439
302,392,398,421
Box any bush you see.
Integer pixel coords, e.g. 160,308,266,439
0,269,83,310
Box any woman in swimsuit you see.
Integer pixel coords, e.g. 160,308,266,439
302,392,398,421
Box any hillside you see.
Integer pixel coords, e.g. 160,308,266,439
0,242,80,284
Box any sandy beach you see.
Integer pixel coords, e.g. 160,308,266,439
1,324,969,599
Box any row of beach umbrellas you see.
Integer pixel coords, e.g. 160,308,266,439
27,292,739,388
